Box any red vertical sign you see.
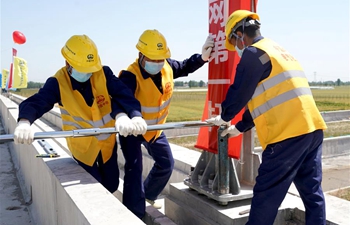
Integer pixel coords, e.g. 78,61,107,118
195,0,258,159
8,48,17,89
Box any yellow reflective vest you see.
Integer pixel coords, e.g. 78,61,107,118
249,38,327,149
54,67,116,166
124,59,174,142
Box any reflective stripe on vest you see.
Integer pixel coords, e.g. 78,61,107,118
60,109,113,141
250,70,311,119
123,59,174,142
141,98,171,113
144,111,168,125
251,86,312,119
248,38,326,149
54,67,116,166
61,108,113,128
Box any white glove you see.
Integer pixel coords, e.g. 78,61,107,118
221,125,242,138
115,113,134,137
206,115,230,126
131,117,147,136
14,120,34,145
201,36,214,61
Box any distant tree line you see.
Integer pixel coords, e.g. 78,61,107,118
174,80,206,88
174,79,349,88
10,78,350,92
27,81,44,89
309,79,349,86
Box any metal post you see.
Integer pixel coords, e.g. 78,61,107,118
217,125,229,195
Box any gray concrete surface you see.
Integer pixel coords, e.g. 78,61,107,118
0,143,32,225
322,155,350,192
0,121,32,225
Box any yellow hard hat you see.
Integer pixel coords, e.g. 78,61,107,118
136,29,171,60
61,35,102,73
225,10,260,51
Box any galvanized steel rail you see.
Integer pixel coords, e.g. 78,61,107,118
0,121,212,143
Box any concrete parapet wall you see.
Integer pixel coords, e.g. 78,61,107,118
5,93,350,194
0,95,144,225
320,110,350,122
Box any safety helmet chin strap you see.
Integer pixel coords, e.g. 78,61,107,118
138,54,146,68
65,61,73,76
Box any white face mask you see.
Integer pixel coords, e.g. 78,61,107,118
235,36,245,58
71,68,92,82
144,61,164,75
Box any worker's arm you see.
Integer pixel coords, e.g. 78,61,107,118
104,66,142,119
167,54,207,79
235,109,255,132
118,70,137,95
168,36,213,79
18,77,60,124
221,42,272,122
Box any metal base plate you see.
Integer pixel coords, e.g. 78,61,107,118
184,178,254,205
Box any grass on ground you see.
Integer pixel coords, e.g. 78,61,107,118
329,188,350,201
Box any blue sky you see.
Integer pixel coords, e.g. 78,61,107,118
1,0,349,83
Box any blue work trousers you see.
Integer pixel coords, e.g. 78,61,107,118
246,129,326,225
119,132,174,219
74,144,120,193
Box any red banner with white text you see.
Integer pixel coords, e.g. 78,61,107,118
195,0,258,159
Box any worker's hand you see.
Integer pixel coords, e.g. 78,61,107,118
201,36,214,61
221,125,242,138
131,117,147,136
14,120,34,145
206,115,230,126
115,113,134,137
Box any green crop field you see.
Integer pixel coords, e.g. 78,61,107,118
8,86,349,122
167,86,349,122
168,91,207,122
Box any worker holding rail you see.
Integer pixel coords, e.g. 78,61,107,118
13,35,147,195
207,10,327,225
118,29,214,218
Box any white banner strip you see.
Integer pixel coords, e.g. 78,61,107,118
208,79,231,84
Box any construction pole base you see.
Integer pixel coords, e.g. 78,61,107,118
184,179,254,205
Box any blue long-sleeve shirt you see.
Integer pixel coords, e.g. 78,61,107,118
221,36,272,132
18,66,142,124
118,54,206,94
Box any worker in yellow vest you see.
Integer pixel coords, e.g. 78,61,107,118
118,29,213,218
207,10,327,225
13,34,147,194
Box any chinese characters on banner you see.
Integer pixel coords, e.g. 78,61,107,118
12,56,28,89
1,69,9,88
195,0,257,159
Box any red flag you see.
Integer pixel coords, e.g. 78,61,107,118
12,48,17,57
8,63,14,89
8,48,18,89
195,0,258,159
